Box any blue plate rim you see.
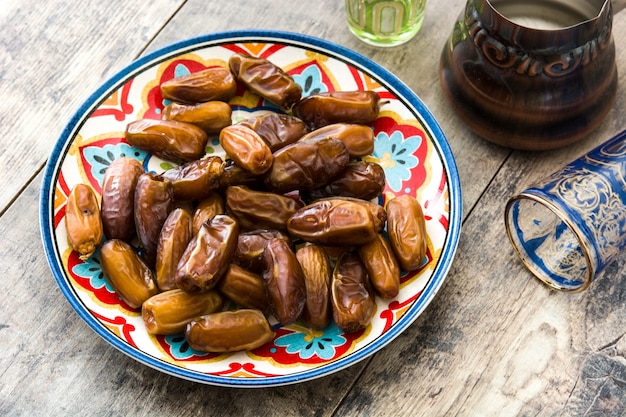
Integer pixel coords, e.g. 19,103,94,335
39,29,462,387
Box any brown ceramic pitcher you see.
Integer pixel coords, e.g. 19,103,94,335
440,0,617,150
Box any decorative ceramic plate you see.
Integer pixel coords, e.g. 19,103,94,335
40,30,461,387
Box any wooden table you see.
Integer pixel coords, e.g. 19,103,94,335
2,0,625,415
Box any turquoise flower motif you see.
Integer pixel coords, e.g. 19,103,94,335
164,334,206,359
71,253,114,292
274,323,346,360
373,131,420,192
293,65,328,97
173,63,191,78
83,143,148,184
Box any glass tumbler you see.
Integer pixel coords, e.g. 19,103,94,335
505,130,626,292
344,0,427,47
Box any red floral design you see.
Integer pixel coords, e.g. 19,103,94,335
91,80,134,121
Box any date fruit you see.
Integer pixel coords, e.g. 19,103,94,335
100,157,144,242
262,237,306,325
175,214,239,293
225,185,300,231
134,173,174,267
357,233,400,299
331,251,376,333
218,264,269,311
265,137,350,193
298,123,375,157
161,156,223,201
296,244,332,329
229,53,302,109
125,119,208,163
155,208,193,291
161,100,232,134
219,124,273,175
142,289,223,335
293,90,380,130
234,228,290,272
192,193,225,236
100,239,159,309
65,184,103,260
386,195,427,271
186,309,274,353
303,160,386,202
217,159,264,191
160,66,237,103
239,112,308,152
287,197,386,246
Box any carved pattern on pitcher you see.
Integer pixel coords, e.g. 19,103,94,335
464,6,613,77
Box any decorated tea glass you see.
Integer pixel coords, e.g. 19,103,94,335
505,130,626,292
344,0,427,47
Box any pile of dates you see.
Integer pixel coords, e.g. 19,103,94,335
64,53,428,353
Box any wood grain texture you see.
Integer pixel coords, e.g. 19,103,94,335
1,0,625,416
0,0,184,215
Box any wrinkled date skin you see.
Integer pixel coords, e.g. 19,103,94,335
296,244,332,330
386,195,427,271
65,184,103,260
217,159,264,191
185,309,274,353
240,112,308,152
100,157,144,242
142,289,223,335
219,124,273,175
175,214,239,293
299,123,374,157
303,161,386,202
288,197,386,246
357,233,401,299
225,185,301,231
265,137,350,193
100,239,159,309
192,193,225,236
234,228,291,272
125,119,208,163
331,251,376,333
262,237,306,325
161,100,232,134
293,90,380,130
161,156,223,201
229,53,302,109
134,173,174,267
155,208,193,291
160,66,237,104
218,264,269,311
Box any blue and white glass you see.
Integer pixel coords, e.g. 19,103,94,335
505,130,626,292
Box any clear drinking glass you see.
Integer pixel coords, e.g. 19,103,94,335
505,130,626,292
344,0,427,47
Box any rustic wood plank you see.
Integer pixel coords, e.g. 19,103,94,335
0,0,184,215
